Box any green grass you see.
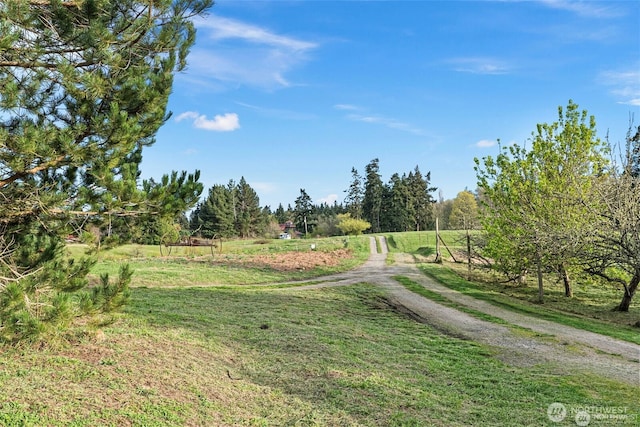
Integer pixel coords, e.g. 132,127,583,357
1,232,637,425
393,276,513,327
419,263,640,345
384,231,640,338
384,230,468,254
67,235,366,260
0,284,637,426
69,235,371,288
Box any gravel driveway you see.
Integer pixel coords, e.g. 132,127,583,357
288,236,640,386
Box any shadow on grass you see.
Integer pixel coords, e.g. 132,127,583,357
416,246,434,257
121,285,639,426
385,235,397,249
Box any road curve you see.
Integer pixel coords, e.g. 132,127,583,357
284,236,640,386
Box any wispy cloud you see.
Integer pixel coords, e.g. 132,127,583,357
600,67,640,106
333,104,360,111
235,101,316,120
175,111,240,132
335,104,424,135
446,57,511,75
538,0,624,19
346,113,424,135
185,15,318,91
475,139,497,148
199,15,317,51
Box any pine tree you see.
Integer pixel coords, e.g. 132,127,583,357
406,166,436,231
235,177,263,238
0,0,212,343
193,184,235,238
382,173,411,232
363,158,383,233
344,167,364,219
294,189,313,236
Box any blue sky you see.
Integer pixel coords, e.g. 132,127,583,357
141,0,640,209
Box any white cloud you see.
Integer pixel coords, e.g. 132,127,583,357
538,0,623,18
185,15,318,91
447,57,511,75
476,139,497,148
251,182,277,194
175,111,240,132
600,68,640,106
318,194,338,205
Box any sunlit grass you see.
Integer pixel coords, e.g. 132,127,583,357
68,235,371,288
1,284,637,426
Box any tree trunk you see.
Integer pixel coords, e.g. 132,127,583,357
559,263,572,297
536,252,544,304
615,269,639,312
467,228,472,277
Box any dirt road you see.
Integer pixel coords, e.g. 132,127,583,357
288,236,640,386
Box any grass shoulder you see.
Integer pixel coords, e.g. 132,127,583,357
418,262,640,345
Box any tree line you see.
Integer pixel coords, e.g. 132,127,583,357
183,160,438,240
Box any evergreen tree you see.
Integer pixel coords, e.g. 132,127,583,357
0,0,211,343
235,177,262,238
344,167,364,219
382,173,411,232
274,204,289,224
294,188,313,236
192,184,235,238
363,158,383,233
406,166,436,231
627,125,640,178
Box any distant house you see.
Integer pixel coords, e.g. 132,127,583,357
279,221,296,234
279,233,291,240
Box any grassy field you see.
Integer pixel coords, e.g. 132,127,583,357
1,284,637,426
67,235,371,288
0,232,638,425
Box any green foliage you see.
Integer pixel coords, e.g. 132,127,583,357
336,213,371,235
344,167,364,219
449,190,479,229
190,178,267,239
362,160,436,233
363,158,384,232
294,188,314,235
0,0,212,343
92,265,132,313
474,100,608,289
